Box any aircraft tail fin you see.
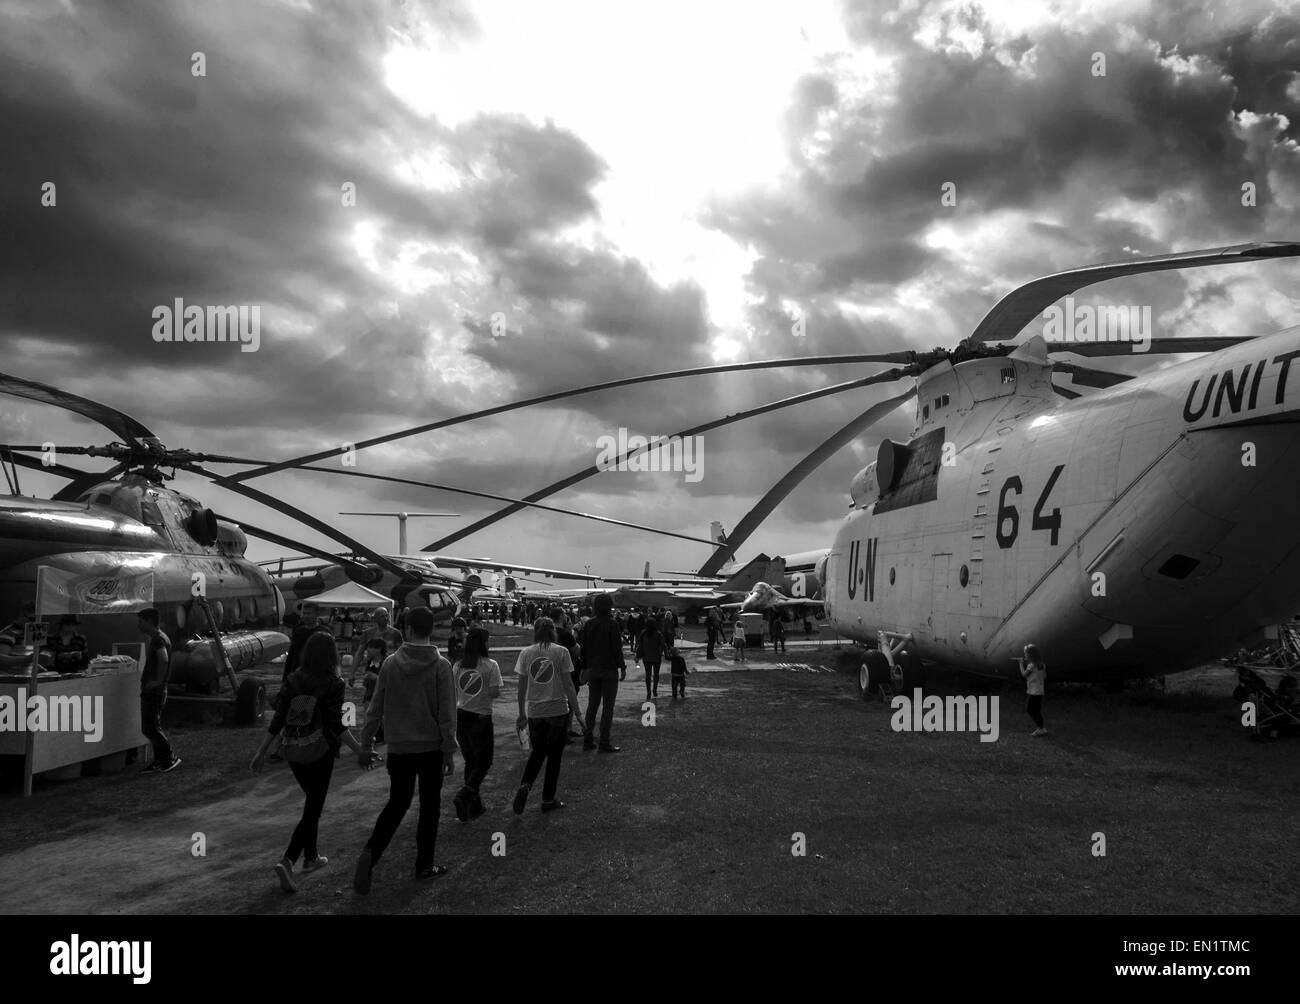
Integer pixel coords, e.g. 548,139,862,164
710,521,734,573
721,554,785,592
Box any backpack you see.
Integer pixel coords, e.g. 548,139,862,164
282,689,329,764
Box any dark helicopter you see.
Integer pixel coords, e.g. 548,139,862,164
0,372,442,722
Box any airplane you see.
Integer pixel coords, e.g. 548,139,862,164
527,554,788,619
703,242,1300,694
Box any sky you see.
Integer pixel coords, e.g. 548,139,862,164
1,0,1299,580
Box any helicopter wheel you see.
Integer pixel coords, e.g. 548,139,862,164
859,650,891,700
893,648,925,693
235,677,266,725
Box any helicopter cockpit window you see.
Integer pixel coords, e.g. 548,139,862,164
922,405,930,419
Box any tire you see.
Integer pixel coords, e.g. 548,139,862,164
234,677,266,725
859,650,891,700
894,648,925,692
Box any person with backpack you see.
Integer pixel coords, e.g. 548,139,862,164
452,628,501,822
353,606,457,893
251,633,367,894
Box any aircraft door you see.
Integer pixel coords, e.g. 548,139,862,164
930,554,950,643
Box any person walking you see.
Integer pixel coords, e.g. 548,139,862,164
137,608,181,774
771,615,786,655
579,593,626,752
705,607,721,660
513,617,581,814
452,628,501,822
252,633,366,893
353,606,457,893
669,646,689,700
1020,643,1047,736
637,617,664,700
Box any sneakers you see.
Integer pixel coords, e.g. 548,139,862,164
139,761,160,774
1031,727,1047,737
453,788,471,823
416,864,448,880
274,859,297,893
302,856,328,872
597,744,621,754
541,800,566,813
512,782,530,815
353,848,374,895
147,756,181,774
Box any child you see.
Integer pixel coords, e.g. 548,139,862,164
1019,643,1047,736
669,647,689,699
360,638,386,745
732,619,746,663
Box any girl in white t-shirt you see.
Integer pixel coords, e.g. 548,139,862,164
732,619,746,662
512,618,581,815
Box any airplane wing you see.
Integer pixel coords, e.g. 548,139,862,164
422,555,593,581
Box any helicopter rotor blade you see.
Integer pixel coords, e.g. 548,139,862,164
424,366,914,553
1053,362,1134,389
965,242,1300,347
1045,336,1255,357
214,516,375,581
0,371,156,447
188,465,416,582
697,386,918,576
300,467,723,547
226,352,920,485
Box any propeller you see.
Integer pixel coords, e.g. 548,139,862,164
0,373,156,447
423,367,913,553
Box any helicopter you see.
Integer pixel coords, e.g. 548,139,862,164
0,373,437,722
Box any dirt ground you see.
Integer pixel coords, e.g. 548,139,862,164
1,627,1297,915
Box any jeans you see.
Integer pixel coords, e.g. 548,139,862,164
643,658,661,696
521,714,568,802
1027,695,1044,728
285,752,335,863
140,690,173,763
584,673,619,745
457,710,494,799
705,627,717,659
364,749,444,871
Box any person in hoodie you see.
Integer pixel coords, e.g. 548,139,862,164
637,617,664,701
353,605,457,893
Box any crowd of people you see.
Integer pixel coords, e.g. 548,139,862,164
238,591,1052,896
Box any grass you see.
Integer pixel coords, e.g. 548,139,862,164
1,626,1296,914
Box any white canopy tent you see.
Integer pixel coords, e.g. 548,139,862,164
301,581,393,610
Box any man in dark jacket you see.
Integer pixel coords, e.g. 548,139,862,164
579,593,625,752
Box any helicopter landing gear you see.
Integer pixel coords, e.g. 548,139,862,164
234,677,266,725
